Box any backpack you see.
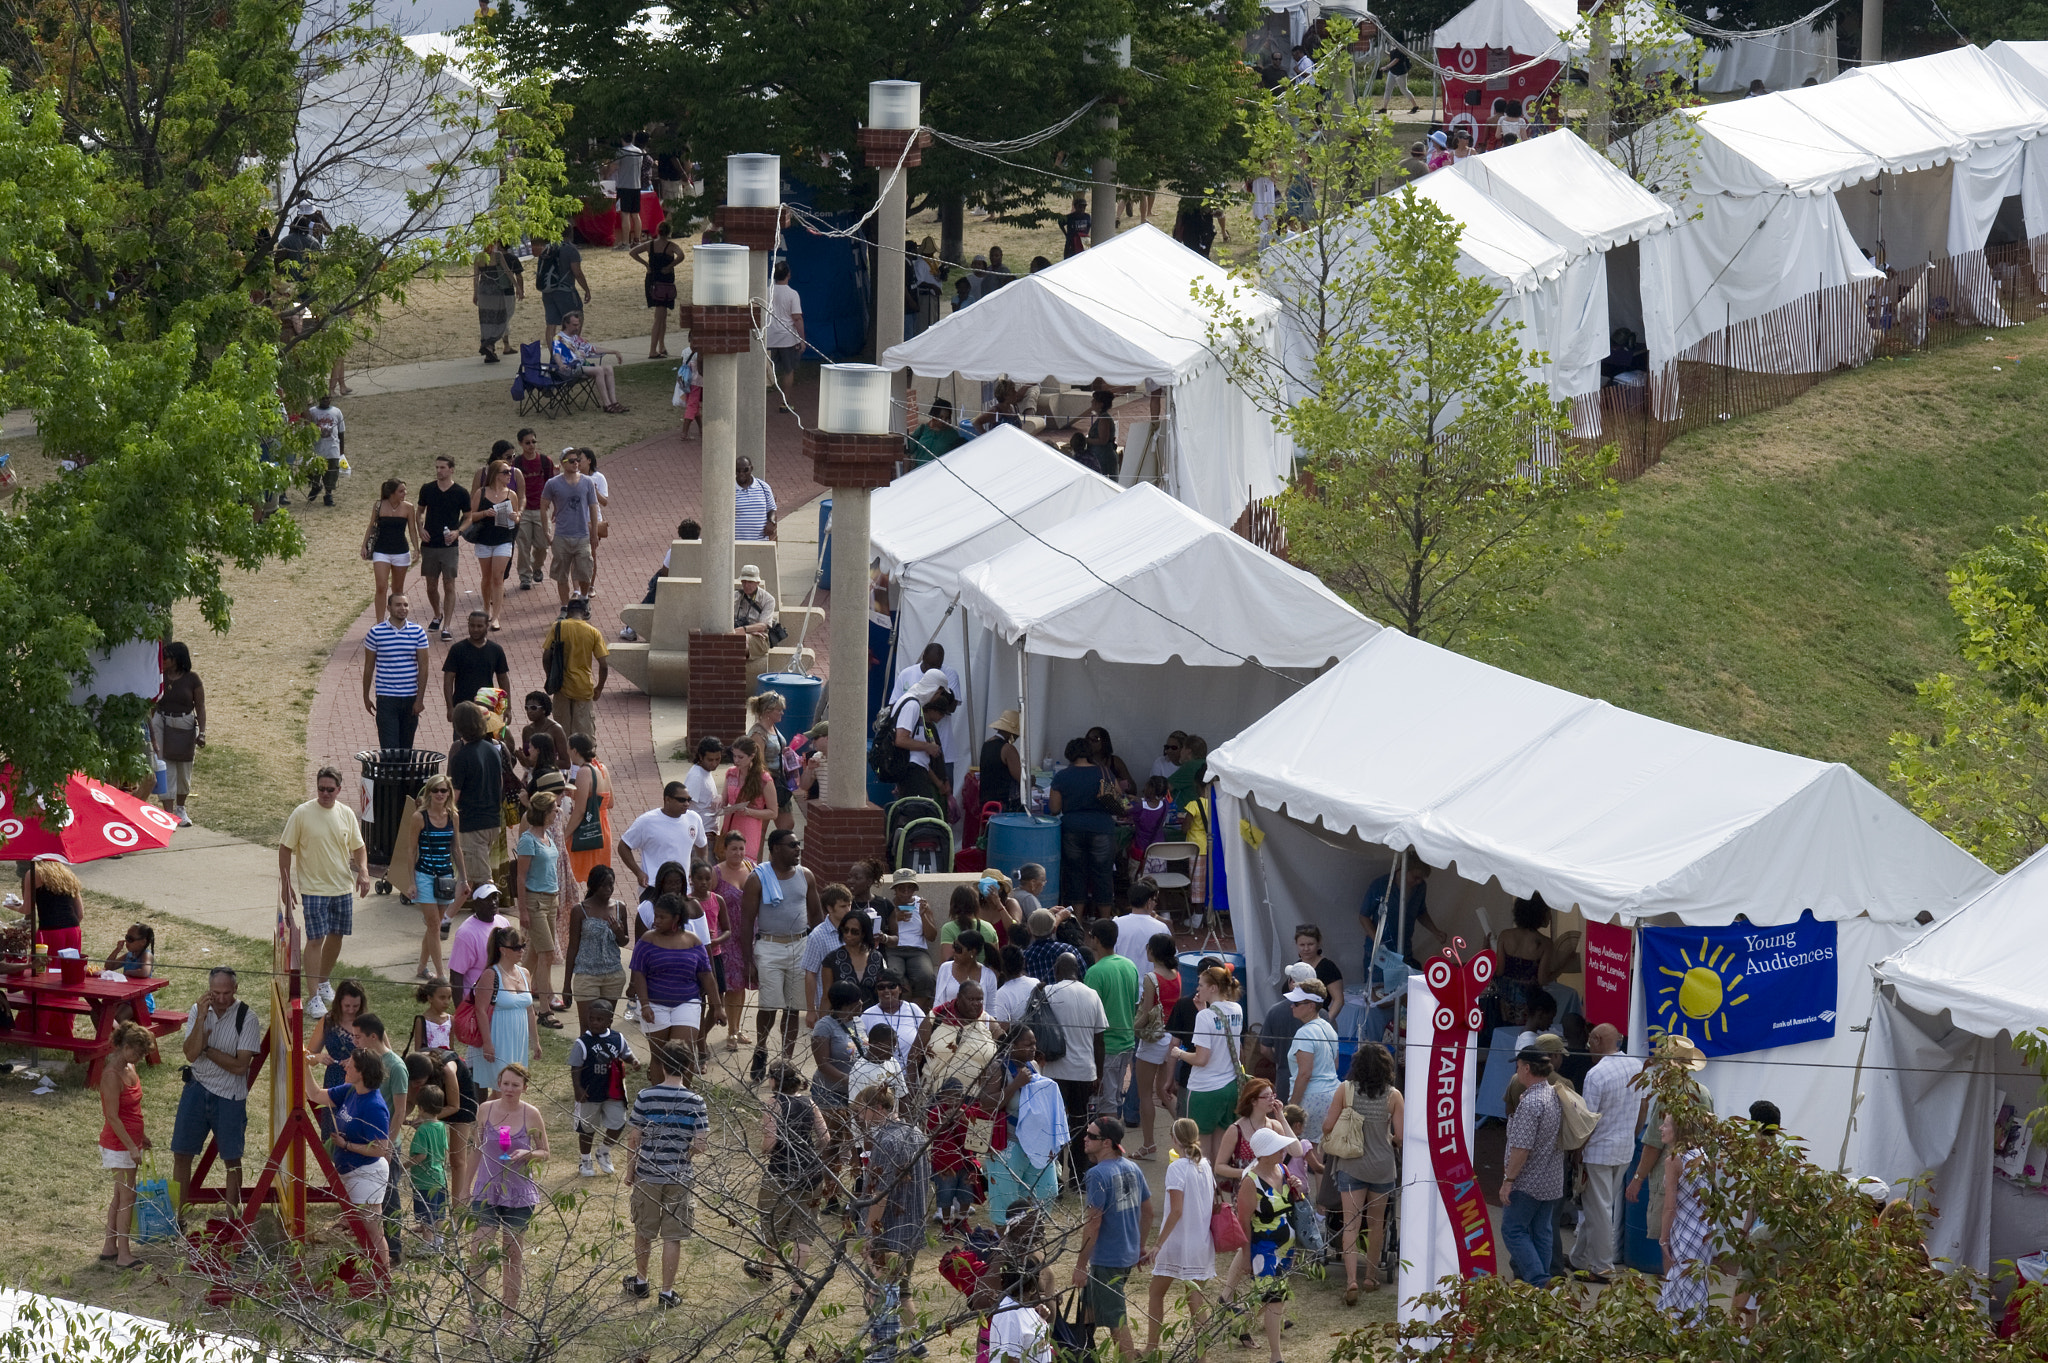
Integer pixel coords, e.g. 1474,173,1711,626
883,796,945,857
894,817,955,875
1023,982,1068,1061
1554,1080,1602,1152
868,697,927,786
537,244,568,294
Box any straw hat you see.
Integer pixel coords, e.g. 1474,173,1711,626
738,564,764,583
1654,1033,1708,1071
991,709,1022,737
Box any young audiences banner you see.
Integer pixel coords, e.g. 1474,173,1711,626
1583,920,1634,1037
1640,911,1838,1057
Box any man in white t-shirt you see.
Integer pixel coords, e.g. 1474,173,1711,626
614,782,707,891
859,972,926,1066
762,262,805,409
1111,884,1171,975
1040,953,1109,1187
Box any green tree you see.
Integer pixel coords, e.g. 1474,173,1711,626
497,0,1255,251
1203,55,1619,645
1379,1057,2048,1363
1890,498,2048,871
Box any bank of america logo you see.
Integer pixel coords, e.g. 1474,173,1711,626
1819,1010,1837,1024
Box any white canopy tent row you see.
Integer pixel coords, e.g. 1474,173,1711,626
1695,19,1837,93
1857,846,2048,1277
1204,627,1995,1171
1263,129,1672,438
868,425,1124,787
953,482,1380,788
881,225,1293,531
1434,0,1698,69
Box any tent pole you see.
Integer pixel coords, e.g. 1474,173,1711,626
958,604,975,799
1017,637,1031,796
1834,977,1882,1173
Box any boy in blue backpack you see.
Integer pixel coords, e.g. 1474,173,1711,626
569,998,639,1176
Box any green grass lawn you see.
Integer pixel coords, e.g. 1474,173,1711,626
1465,324,2048,787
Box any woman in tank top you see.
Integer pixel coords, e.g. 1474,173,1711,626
466,459,523,631
362,477,418,625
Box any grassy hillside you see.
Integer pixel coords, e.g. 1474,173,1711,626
1464,323,2048,788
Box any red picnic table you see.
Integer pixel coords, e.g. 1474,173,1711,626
0,965,184,1083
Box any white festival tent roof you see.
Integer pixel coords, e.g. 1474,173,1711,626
1207,628,1990,927
1874,844,2048,1041
953,483,1379,773
1207,628,1994,1152
881,225,1292,528
1435,0,1694,61
869,425,1123,780
1449,127,1677,256
1407,170,1569,293
1840,44,2048,151
1989,39,2048,103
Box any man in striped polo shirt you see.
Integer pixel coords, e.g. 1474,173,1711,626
623,1042,710,1309
733,456,777,541
363,593,430,751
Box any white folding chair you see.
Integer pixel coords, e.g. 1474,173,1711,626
1146,841,1200,926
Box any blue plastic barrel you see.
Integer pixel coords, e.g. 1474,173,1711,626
987,814,1061,906
756,673,823,741
1179,950,1248,1000
817,497,833,590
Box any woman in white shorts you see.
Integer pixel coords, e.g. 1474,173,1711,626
628,892,721,1081
97,1021,155,1269
307,1047,396,1279
467,459,523,632
362,477,419,626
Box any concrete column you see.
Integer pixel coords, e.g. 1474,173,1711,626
878,168,908,432
827,485,872,807
1862,0,1882,67
699,349,739,634
1588,12,1612,151
743,251,770,478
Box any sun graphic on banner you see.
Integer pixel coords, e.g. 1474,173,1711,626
1655,937,1751,1042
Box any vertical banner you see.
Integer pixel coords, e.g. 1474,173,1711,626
1583,920,1635,1038
1398,936,1500,1330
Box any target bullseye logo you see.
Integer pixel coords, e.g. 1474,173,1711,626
0,819,19,840
91,787,116,807
1434,1004,1457,1032
103,823,140,849
1458,46,1478,72
139,805,179,832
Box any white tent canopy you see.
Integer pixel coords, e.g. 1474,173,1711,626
1207,628,1994,1145
1435,0,1694,62
1857,846,2048,1275
1451,128,1677,256
954,482,1378,772
882,225,1291,528
1698,20,1836,93
870,425,1123,779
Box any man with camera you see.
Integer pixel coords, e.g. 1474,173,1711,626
171,966,264,1219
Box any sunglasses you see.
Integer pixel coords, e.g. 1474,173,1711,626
316,785,340,795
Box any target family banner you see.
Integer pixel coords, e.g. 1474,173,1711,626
1641,911,1837,1058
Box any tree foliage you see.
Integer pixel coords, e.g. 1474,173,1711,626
1890,497,2048,871
1378,1057,2048,1363
1204,49,1619,645
497,0,1257,227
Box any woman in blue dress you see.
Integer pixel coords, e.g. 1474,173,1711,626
469,927,537,1097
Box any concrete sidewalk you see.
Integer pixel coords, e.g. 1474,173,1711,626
346,337,672,397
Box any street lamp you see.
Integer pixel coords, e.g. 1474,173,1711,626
690,241,750,642
805,362,901,827
862,80,929,432
716,154,781,479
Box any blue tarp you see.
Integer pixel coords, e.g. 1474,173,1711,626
779,183,872,362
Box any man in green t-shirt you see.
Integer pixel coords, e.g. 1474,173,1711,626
1084,919,1139,1120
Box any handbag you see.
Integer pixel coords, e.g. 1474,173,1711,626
648,280,677,305
453,972,489,1048
1095,772,1129,818
133,1156,178,1242
1134,975,1166,1045
1052,1289,1097,1363
570,789,605,852
542,623,567,695
1209,1196,1248,1253
1323,1082,1367,1160
766,620,789,647
158,713,199,763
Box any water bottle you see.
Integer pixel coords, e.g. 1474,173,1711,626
498,1124,512,1156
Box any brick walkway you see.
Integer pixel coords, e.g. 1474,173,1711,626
307,373,831,829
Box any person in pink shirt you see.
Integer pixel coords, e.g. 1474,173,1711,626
449,886,516,999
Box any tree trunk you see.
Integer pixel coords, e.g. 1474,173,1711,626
940,194,965,267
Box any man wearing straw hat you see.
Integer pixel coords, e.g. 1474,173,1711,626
732,564,779,662
1627,1033,1709,1269
982,709,1024,812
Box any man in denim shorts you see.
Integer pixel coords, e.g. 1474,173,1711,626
172,967,265,1218
280,765,372,1018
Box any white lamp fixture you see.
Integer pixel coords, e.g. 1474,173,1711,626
1086,35,1132,67
818,364,894,435
727,153,781,209
869,80,922,131
692,243,750,306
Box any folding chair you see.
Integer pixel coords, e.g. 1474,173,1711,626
1146,841,1200,927
514,342,573,417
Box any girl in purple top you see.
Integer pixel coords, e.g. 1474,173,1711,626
630,893,720,1080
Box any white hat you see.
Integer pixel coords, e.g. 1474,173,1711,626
1283,962,1318,985
738,564,764,583
1282,986,1321,1004
469,882,500,901
906,667,951,704
1853,1174,1892,1203
1249,1128,1295,1158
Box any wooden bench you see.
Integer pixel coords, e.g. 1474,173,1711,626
0,995,187,1079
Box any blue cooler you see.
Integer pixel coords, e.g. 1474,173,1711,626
987,814,1061,905
1178,950,1248,999
756,673,822,740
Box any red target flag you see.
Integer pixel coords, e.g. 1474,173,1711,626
1424,939,1499,1280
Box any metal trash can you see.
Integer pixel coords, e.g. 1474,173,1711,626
357,748,444,888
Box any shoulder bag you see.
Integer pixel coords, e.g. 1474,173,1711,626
1212,1003,1249,1081
542,622,567,695
1209,1188,1249,1253
1323,1081,1367,1160
452,968,491,1048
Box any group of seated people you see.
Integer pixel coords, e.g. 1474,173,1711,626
905,380,1139,478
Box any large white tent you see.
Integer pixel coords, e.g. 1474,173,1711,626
953,482,1378,777
1698,20,1837,93
870,425,1122,782
882,225,1291,529
1434,0,1694,65
1206,627,1995,1147
1857,846,2048,1275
